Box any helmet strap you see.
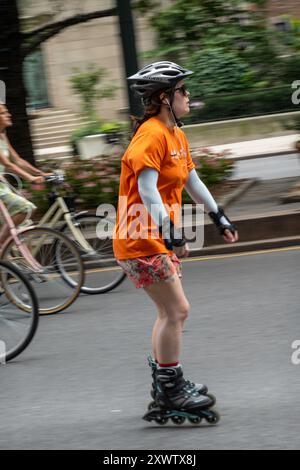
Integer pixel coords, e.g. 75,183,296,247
165,89,183,128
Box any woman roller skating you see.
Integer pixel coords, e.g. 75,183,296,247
113,61,238,425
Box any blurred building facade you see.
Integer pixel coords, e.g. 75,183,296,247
19,0,155,120
267,0,300,17
19,0,300,120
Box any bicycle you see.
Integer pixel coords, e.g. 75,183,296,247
37,174,126,295
0,195,84,315
0,260,39,362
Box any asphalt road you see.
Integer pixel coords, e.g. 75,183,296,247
0,247,299,450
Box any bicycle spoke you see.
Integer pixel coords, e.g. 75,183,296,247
0,261,39,361
61,215,125,294
1,228,84,314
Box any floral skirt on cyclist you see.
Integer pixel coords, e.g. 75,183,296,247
0,182,36,223
117,253,182,289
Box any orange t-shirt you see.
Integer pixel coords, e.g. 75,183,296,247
113,117,195,260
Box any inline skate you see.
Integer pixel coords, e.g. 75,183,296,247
143,365,220,426
147,356,216,410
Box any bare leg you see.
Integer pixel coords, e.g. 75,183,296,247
144,274,190,365
151,306,166,361
0,213,26,247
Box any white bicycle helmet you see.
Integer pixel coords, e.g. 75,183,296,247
128,61,193,102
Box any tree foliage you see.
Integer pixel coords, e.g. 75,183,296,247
70,65,117,122
187,48,257,97
139,0,288,93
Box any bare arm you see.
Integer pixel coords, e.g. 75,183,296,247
0,147,37,183
5,136,47,176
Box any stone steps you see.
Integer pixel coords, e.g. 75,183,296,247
29,108,86,160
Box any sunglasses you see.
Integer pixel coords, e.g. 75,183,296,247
174,84,189,97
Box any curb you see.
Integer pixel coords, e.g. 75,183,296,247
183,178,258,215
229,150,297,162
185,209,300,255
218,178,259,208
188,236,300,257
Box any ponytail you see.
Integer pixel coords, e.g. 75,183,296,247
130,90,165,137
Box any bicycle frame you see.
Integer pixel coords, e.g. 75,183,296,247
0,200,43,272
37,196,95,254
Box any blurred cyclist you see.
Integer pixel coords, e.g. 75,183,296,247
0,103,51,248
113,62,238,415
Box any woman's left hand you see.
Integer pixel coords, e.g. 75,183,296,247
223,229,239,244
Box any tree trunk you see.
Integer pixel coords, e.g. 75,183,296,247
0,0,35,164
22,8,117,58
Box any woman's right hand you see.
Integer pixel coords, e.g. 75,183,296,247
30,176,45,185
173,243,189,258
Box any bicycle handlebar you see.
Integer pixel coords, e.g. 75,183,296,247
44,174,65,184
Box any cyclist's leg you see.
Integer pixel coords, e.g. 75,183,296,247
0,190,36,247
144,273,190,365
0,212,27,246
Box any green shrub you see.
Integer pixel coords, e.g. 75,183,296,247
29,147,234,213
184,85,298,123
182,148,235,203
192,147,235,187
70,121,129,155
187,48,257,98
29,152,122,214
70,64,117,122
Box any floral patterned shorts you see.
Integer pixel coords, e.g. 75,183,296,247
0,183,36,225
0,182,36,228
117,253,182,289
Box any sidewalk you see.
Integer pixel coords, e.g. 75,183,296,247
208,134,299,161
36,132,299,163
187,176,300,256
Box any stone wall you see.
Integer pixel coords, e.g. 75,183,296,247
19,0,156,119
18,0,300,119
267,0,300,17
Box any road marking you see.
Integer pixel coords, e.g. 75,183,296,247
183,245,300,264
84,246,300,274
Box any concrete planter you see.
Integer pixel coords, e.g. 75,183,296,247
77,134,107,159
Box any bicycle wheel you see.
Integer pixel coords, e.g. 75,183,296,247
1,227,84,315
0,260,39,362
60,213,126,294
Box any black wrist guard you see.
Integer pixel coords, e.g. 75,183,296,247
159,217,187,250
208,206,237,236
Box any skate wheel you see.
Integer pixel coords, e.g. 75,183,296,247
205,410,220,425
188,416,202,425
171,416,186,425
155,416,168,425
